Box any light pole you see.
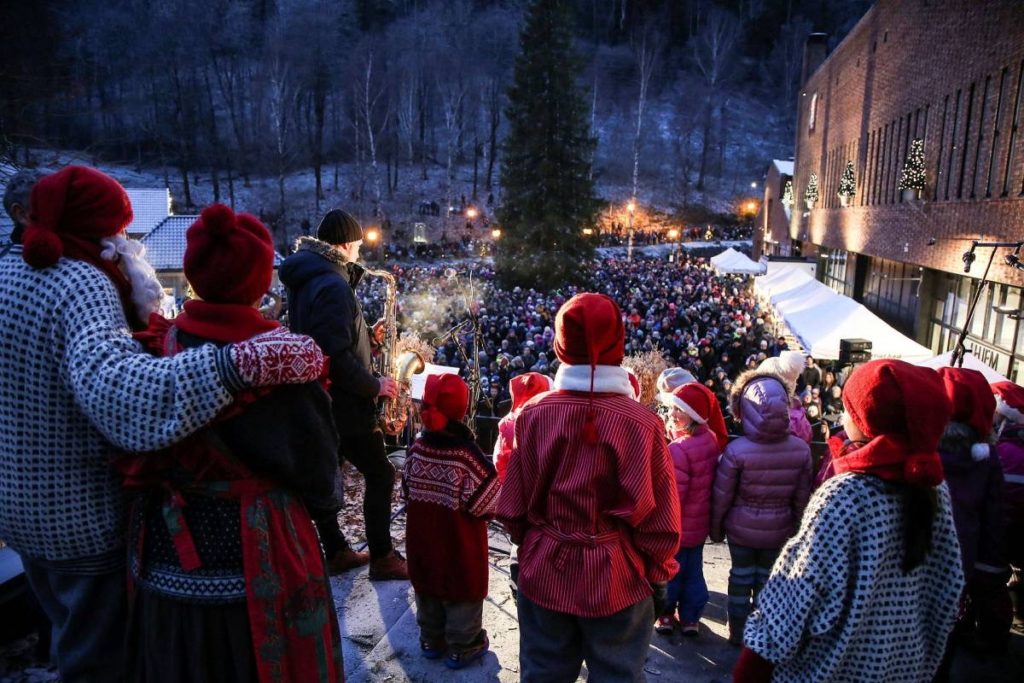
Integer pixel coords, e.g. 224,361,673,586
668,227,680,263
626,200,636,261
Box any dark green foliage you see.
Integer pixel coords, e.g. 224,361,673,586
495,0,599,289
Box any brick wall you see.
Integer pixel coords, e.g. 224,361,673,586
791,0,1024,287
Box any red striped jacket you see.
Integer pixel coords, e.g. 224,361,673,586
495,389,681,617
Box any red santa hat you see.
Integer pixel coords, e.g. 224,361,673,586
553,293,625,443
837,359,952,486
22,165,134,268
992,380,1024,425
184,204,275,305
421,373,470,432
625,368,642,401
659,383,729,451
936,367,996,461
509,372,553,411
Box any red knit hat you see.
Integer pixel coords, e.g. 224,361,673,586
837,359,952,486
553,293,625,444
510,372,552,411
659,383,730,451
937,367,996,460
421,373,470,432
23,165,133,268
553,293,624,366
184,204,275,305
992,380,1024,425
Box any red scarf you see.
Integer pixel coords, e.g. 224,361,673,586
174,299,279,343
831,432,945,487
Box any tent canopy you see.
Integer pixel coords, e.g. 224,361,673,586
916,351,1011,384
754,264,932,362
710,247,767,275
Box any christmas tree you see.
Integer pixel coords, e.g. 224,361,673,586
782,180,794,207
805,173,819,206
898,138,926,191
496,0,599,288
838,161,856,198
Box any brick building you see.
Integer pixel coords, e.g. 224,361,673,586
785,0,1024,380
756,159,794,258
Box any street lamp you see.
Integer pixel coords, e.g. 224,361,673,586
491,228,501,240
626,200,636,262
466,207,478,219
365,228,380,243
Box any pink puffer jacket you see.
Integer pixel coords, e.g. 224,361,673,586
669,425,722,547
711,371,813,549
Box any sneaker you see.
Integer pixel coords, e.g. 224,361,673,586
655,615,678,635
680,621,700,637
369,550,409,581
445,634,489,670
420,639,446,660
325,548,370,574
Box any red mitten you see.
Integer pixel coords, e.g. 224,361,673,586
733,647,774,683
226,329,326,389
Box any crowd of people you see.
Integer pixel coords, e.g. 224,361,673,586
0,166,1022,683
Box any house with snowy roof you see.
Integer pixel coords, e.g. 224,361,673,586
142,215,284,300
125,188,172,238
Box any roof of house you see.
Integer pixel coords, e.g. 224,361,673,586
772,159,794,177
141,215,283,271
125,188,171,237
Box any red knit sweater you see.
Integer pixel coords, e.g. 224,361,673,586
403,430,500,602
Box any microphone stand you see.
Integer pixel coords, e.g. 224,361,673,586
951,240,1023,367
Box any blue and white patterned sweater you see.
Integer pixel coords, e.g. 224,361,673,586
0,246,235,562
745,473,964,682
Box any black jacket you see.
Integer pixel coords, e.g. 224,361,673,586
280,238,380,435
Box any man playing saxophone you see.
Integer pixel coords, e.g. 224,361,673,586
280,209,409,580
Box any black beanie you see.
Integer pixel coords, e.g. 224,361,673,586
316,209,363,244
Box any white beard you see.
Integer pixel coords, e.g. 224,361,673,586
99,234,167,322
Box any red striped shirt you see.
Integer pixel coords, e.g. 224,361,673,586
495,390,681,617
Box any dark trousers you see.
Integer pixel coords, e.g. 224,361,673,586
314,429,396,559
665,543,709,623
517,593,653,683
727,543,779,623
414,594,486,652
21,557,127,683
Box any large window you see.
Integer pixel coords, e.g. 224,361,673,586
928,273,1024,381
861,257,922,336
820,247,851,296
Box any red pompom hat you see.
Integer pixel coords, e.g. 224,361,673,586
992,380,1024,425
836,359,952,487
659,383,730,451
937,367,996,460
553,293,625,444
509,372,553,411
22,165,133,269
184,204,275,305
421,373,470,432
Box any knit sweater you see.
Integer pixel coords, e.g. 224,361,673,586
0,249,234,562
744,473,963,682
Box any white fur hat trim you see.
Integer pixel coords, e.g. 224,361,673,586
995,395,1024,425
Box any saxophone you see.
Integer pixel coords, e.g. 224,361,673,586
364,266,425,435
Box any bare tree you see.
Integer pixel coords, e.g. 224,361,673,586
690,7,740,191
630,23,660,200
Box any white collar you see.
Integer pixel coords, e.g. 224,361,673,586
553,364,633,396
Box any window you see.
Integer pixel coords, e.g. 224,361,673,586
809,93,819,132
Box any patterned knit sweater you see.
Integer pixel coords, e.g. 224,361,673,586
744,473,964,682
0,248,234,562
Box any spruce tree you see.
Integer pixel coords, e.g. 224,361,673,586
898,139,926,191
496,0,599,288
838,161,856,198
805,173,819,206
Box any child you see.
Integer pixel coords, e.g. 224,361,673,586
711,366,813,645
736,360,964,682
404,373,500,669
493,372,553,482
657,382,729,636
992,380,1024,632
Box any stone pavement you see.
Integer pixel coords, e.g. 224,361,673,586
333,529,1024,683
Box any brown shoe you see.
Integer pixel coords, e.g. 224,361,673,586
369,550,409,581
326,547,370,574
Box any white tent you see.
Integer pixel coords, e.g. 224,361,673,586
710,247,767,275
754,264,933,362
916,350,1012,384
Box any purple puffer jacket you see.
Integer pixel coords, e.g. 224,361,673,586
669,425,721,548
996,426,1024,529
711,372,812,549
789,397,813,444
939,421,1006,579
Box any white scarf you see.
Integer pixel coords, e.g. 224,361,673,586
553,364,634,396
